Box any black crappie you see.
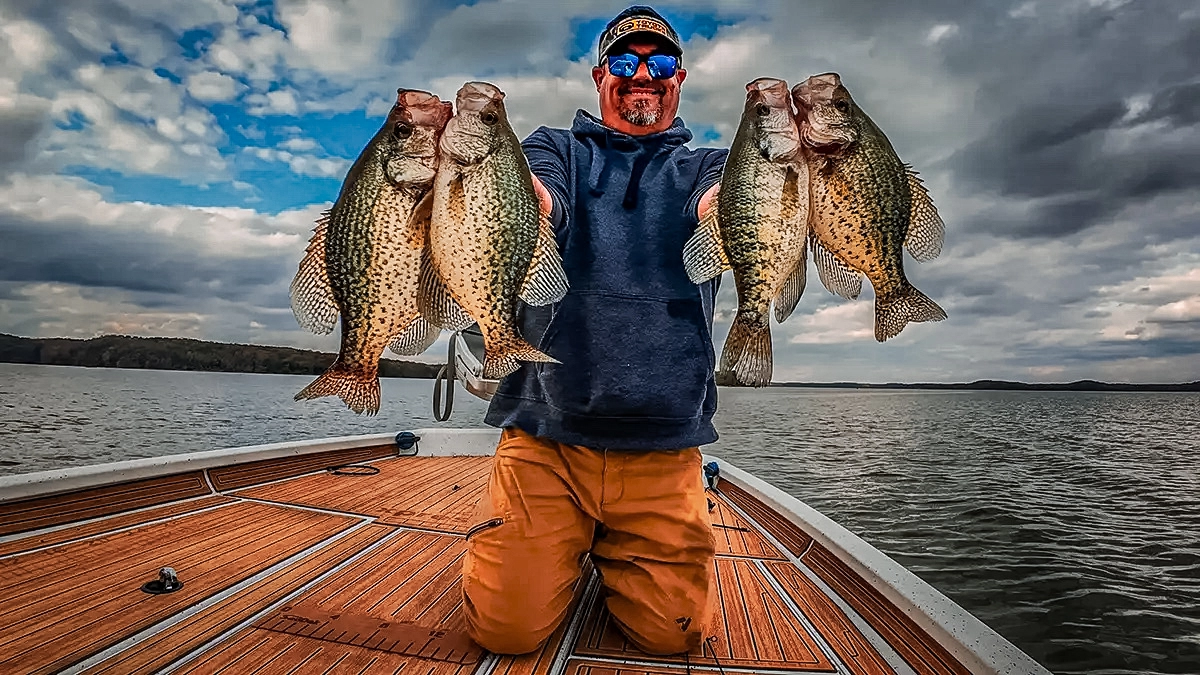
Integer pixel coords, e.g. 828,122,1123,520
793,72,946,342
422,81,567,379
684,78,809,387
290,89,452,414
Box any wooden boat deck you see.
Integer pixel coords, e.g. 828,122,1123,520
1,446,978,674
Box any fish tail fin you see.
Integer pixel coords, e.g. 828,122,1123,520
294,360,381,415
875,285,947,342
483,334,559,380
719,311,773,387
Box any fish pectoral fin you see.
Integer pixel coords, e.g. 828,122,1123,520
417,251,475,331
903,165,945,262
289,212,339,334
774,243,808,323
810,233,863,300
388,316,441,356
403,189,435,250
518,213,569,306
682,197,731,284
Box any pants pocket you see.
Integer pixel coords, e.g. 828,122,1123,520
465,517,505,540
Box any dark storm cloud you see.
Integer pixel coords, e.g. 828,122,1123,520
0,213,293,302
0,104,48,174
938,2,1200,241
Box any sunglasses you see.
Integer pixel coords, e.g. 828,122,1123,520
606,52,679,80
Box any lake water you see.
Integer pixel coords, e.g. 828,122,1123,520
1,363,1197,675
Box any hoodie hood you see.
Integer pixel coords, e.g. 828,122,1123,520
571,109,694,209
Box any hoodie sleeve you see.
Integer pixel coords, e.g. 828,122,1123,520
521,126,571,231
685,147,728,221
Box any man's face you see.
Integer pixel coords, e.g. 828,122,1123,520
592,41,687,136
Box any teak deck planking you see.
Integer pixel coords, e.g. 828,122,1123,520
0,453,969,674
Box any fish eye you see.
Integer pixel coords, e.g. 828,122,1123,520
392,122,413,139
755,103,771,117
833,99,849,112
480,111,499,126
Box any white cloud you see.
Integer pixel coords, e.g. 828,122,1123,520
1,19,56,71
186,71,242,102
247,147,349,178
276,0,416,73
925,23,959,44
279,137,318,152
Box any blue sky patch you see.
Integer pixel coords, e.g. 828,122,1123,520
177,28,215,59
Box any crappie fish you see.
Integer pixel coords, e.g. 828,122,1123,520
683,78,809,387
422,81,568,379
792,72,946,342
290,89,452,414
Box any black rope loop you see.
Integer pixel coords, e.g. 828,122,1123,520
326,464,380,476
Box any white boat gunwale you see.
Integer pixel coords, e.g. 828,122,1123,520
0,428,1049,675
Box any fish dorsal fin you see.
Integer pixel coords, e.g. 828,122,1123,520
774,241,808,323
518,213,569,306
388,316,441,356
290,212,339,334
682,194,731,284
811,234,862,300
903,165,944,261
418,251,475,331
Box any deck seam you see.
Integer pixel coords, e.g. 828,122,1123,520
202,469,218,494
231,495,478,538
717,492,906,672
232,495,377,519
0,498,237,561
564,654,824,674
56,518,376,674
549,571,602,675
752,559,850,675
785,561,917,675
145,523,405,675
0,493,228,549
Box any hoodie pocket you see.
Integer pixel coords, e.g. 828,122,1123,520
537,291,715,423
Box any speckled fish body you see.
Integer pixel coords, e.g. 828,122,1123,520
793,73,946,342
290,89,452,414
683,78,809,387
423,81,567,379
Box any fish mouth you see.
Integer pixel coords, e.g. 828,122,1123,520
746,77,790,108
791,72,841,110
393,89,453,129
457,81,504,113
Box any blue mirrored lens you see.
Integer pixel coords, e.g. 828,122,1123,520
606,53,678,79
646,54,677,79
607,54,639,78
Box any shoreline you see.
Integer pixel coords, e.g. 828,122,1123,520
3,334,1196,391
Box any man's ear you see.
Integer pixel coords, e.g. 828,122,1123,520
592,66,606,91
676,68,687,85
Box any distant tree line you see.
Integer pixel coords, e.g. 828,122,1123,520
0,334,442,379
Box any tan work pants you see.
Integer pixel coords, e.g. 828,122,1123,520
462,427,716,655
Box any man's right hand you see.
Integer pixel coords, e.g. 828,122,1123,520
531,175,554,218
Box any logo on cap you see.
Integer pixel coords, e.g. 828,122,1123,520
612,17,670,40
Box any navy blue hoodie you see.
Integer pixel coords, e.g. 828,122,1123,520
484,110,728,450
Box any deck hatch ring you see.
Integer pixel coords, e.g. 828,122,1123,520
395,431,420,456
327,464,380,476
142,567,183,594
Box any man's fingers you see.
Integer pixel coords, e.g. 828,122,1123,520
531,175,554,217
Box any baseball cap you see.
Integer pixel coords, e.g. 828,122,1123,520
596,5,683,65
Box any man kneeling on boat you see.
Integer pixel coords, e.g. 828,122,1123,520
461,5,727,656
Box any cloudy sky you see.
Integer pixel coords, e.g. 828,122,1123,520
1,0,1197,384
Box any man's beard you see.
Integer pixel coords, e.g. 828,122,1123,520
618,89,663,127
